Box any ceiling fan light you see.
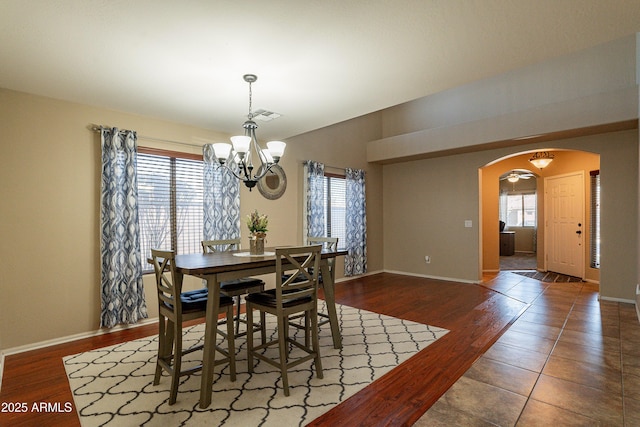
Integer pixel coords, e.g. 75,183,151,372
507,175,520,183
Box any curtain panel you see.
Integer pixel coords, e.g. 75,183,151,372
202,144,241,242
100,127,148,328
345,167,367,276
305,160,326,239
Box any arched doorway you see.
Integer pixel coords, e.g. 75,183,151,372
480,149,600,282
498,169,538,270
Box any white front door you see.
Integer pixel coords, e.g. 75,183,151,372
545,171,585,278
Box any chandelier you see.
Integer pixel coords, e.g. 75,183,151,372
212,74,286,190
529,151,554,169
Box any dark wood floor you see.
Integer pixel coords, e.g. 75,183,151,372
0,273,526,426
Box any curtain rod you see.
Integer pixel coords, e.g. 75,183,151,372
91,125,206,149
302,160,346,172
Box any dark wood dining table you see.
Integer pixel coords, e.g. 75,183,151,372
174,246,347,408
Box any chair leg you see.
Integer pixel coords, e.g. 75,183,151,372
226,305,236,381
169,319,182,405
247,303,255,373
260,311,267,344
234,295,242,335
304,312,310,348
310,308,323,379
277,314,290,396
154,316,166,385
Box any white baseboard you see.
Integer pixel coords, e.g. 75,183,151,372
384,269,481,284
1,318,160,357
599,295,636,305
0,318,159,391
335,269,384,283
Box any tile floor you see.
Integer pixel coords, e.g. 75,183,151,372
414,271,640,426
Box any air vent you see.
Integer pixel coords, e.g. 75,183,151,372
253,109,282,122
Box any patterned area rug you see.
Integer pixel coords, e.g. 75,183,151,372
513,271,584,283
64,303,448,427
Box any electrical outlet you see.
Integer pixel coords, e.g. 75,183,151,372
425,255,431,264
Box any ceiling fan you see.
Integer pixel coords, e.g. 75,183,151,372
500,172,535,183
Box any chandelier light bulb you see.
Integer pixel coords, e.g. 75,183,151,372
212,143,232,164
230,135,251,155
267,141,286,161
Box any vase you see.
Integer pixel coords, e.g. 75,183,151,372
249,234,266,255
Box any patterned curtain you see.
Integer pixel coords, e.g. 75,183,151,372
202,144,241,241
345,167,367,276
305,160,326,238
100,128,148,328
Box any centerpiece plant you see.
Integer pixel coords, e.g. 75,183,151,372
246,210,268,238
246,210,268,255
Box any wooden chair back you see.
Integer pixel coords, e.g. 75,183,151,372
307,236,338,283
306,236,338,251
201,238,241,254
275,245,322,305
151,249,182,315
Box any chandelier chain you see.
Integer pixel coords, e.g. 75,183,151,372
247,80,253,120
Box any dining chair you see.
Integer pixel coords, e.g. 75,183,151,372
245,245,323,396
288,237,338,345
305,236,338,321
201,239,266,339
151,249,236,405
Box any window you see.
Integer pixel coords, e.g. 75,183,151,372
137,148,203,271
323,174,347,250
502,192,536,227
590,170,600,268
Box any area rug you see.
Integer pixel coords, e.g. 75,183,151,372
63,302,448,427
513,270,583,283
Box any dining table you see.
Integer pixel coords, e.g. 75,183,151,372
173,246,348,409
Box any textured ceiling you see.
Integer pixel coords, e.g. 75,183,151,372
2,1,640,140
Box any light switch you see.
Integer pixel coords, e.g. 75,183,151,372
464,220,472,228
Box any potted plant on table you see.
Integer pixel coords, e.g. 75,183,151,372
246,210,268,255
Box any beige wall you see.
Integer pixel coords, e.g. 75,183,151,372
0,88,384,351
370,35,638,163
0,89,222,350
383,153,481,282
382,130,636,300
375,35,639,301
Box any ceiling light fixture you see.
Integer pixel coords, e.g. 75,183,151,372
212,74,286,190
529,151,554,169
507,174,520,183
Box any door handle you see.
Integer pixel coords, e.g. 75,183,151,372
576,230,582,235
